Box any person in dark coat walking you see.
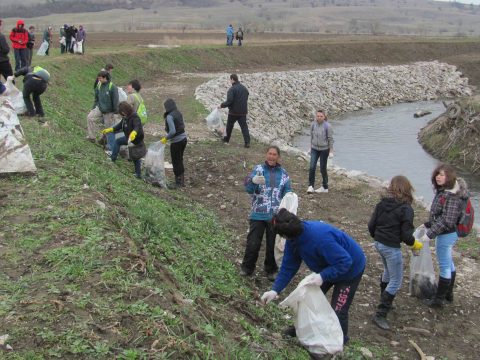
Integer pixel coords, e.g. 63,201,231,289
0,19,13,81
161,98,187,187
218,74,250,148
368,175,422,330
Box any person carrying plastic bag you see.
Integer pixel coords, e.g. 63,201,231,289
280,273,344,357
261,209,366,346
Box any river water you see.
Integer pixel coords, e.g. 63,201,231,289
293,101,480,225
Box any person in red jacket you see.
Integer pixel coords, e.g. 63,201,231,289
9,19,29,71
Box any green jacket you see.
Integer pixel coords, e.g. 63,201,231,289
94,81,118,114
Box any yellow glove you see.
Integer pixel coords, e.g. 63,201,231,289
129,130,137,142
101,127,113,134
160,137,168,145
411,239,423,251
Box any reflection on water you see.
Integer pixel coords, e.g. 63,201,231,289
293,101,480,224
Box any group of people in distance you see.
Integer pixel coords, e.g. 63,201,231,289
226,24,244,46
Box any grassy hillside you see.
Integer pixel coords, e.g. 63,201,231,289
1,0,480,36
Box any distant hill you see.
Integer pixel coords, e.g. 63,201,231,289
1,0,479,36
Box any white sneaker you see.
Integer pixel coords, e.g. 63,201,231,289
315,187,329,193
307,186,314,193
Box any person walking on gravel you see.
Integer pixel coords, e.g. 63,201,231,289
307,109,334,194
219,73,250,148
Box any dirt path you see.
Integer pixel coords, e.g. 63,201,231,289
141,71,480,359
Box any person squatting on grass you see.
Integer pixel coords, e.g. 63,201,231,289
86,70,119,150
368,175,423,330
307,109,334,194
0,19,14,81
219,74,251,148
161,98,187,188
422,164,468,308
102,102,145,179
261,209,366,345
240,146,292,281
9,19,29,71
9,65,50,121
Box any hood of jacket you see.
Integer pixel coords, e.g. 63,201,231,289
163,98,177,116
16,20,25,28
378,196,404,213
446,178,469,199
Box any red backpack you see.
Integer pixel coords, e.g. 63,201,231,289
457,196,474,237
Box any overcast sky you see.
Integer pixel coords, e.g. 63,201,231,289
436,0,480,4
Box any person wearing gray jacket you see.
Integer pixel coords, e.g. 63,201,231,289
307,109,334,194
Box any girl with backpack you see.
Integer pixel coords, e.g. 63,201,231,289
368,175,422,330
421,164,469,308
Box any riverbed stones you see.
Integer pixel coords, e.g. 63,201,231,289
0,99,37,174
195,61,471,146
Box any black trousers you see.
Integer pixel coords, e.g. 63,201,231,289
321,270,364,344
170,138,187,177
23,79,48,116
241,219,278,275
0,61,13,81
224,114,250,145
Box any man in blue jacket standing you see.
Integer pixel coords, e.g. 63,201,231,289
226,24,234,46
261,209,366,345
241,146,292,281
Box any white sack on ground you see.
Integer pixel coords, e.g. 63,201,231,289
280,273,343,356
5,78,26,115
0,100,37,174
274,192,299,267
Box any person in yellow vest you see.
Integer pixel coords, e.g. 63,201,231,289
8,65,50,121
126,79,147,125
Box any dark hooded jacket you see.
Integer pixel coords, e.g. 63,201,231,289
112,113,144,145
10,20,28,50
368,196,415,248
0,31,10,63
163,98,185,138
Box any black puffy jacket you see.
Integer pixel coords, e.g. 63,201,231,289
368,197,415,248
112,113,144,145
221,81,249,116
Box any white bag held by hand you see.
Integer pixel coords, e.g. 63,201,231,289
5,77,26,115
205,108,225,138
37,40,49,56
74,40,83,54
409,225,437,299
144,141,167,188
274,192,299,267
280,274,343,356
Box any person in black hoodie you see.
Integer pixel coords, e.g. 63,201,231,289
102,101,145,179
368,175,423,330
161,98,187,188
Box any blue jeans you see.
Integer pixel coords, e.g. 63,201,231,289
111,135,142,178
309,148,330,189
14,48,27,71
436,232,457,279
375,241,403,295
227,35,233,46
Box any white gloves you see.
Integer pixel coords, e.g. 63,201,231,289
329,151,334,158
252,174,266,185
261,290,278,304
303,273,323,286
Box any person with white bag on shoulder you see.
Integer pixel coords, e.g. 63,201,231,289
261,209,366,346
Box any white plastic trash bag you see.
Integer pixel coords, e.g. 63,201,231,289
118,87,128,102
74,40,83,54
5,78,26,115
280,274,343,356
205,108,225,138
275,192,299,267
37,40,49,56
144,141,167,188
409,225,437,299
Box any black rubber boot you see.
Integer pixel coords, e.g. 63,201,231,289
179,174,185,187
380,281,389,296
424,277,450,308
373,291,395,330
445,271,456,304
